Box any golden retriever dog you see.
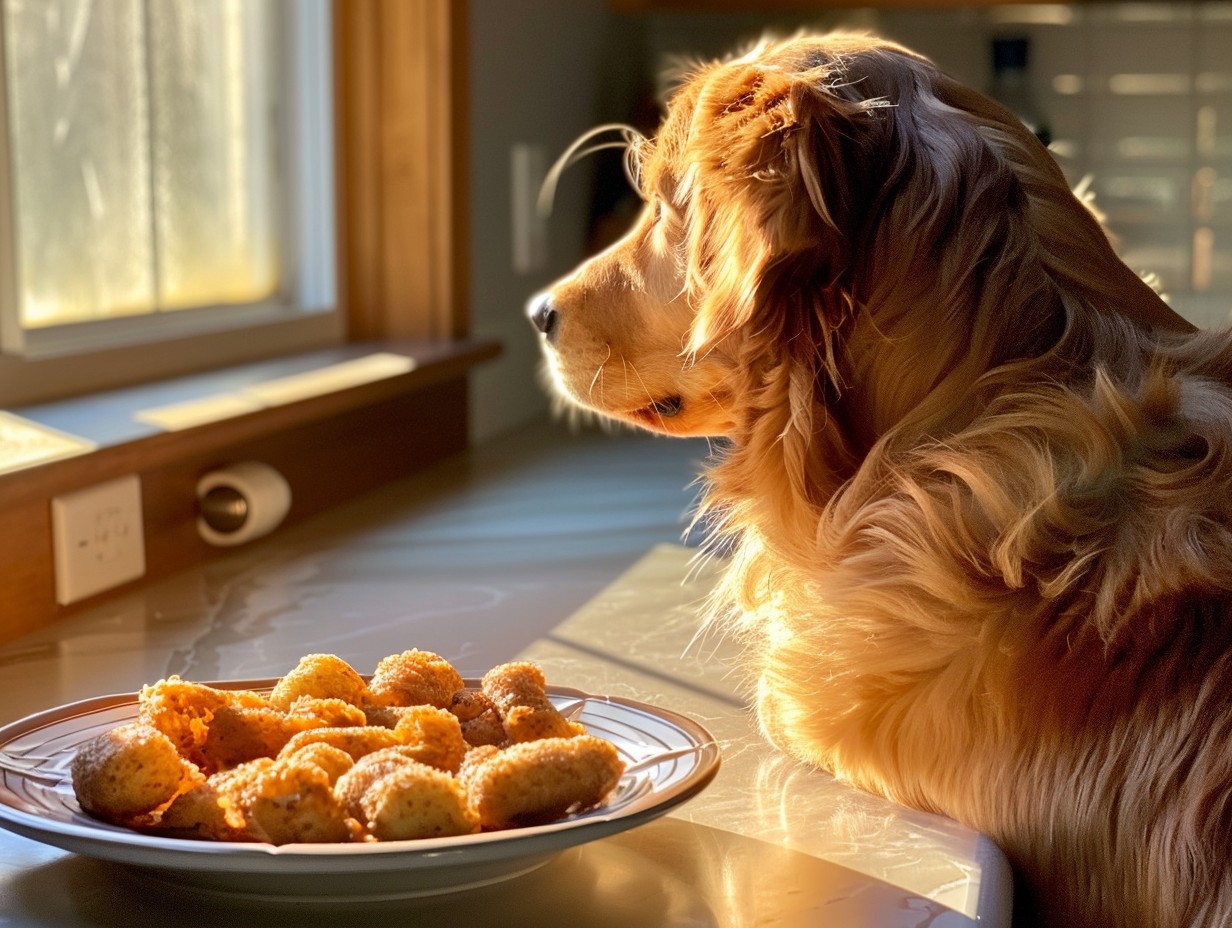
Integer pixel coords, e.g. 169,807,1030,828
528,32,1230,928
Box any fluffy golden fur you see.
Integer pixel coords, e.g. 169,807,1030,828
529,33,1232,927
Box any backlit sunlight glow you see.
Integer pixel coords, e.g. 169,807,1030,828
3,0,278,329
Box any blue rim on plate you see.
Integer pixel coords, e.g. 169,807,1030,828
0,681,721,901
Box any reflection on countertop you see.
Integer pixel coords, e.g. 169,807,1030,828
0,418,1012,927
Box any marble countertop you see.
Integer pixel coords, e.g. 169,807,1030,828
0,421,1012,927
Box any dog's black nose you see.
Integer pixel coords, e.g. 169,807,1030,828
528,293,560,340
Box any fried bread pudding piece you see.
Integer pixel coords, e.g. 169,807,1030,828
70,722,197,823
466,735,624,829
367,649,465,709
481,661,585,743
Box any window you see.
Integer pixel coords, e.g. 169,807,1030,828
0,0,338,402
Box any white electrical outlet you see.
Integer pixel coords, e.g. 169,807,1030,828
51,475,146,605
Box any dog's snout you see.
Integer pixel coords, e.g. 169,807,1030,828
527,294,560,341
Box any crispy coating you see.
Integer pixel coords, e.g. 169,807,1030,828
393,706,466,773
162,756,353,844
481,661,584,743
279,725,402,761
450,691,507,747
367,649,463,709
461,713,507,748
269,654,368,710
287,696,368,728
197,704,321,773
362,704,417,729
458,745,500,791
159,763,264,840
333,747,418,818
282,742,355,785
466,735,624,829
137,677,267,758
359,760,478,840
448,690,493,723
238,756,353,844
71,723,195,823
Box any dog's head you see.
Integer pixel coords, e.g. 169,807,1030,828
529,33,1190,446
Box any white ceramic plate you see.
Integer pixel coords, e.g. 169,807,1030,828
0,681,720,901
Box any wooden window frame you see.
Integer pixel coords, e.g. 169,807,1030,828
333,0,470,342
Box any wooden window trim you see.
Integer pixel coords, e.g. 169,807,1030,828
334,0,471,341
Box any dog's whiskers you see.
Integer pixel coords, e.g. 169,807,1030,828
588,344,612,400
626,359,668,429
538,123,648,219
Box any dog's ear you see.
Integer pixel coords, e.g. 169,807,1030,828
679,51,889,368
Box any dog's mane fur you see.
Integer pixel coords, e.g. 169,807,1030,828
685,37,1232,927
537,33,1232,927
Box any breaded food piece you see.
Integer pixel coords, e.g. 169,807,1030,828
278,725,402,761
163,756,354,845
287,696,367,728
159,763,265,840
359,760,478,840
138,677,267,757
448,689,493,723
71,723,195,823
466,735,624,829
333,747,418,818
481,661,584,743
393,706,466,773
367,649,463,709
269,654,368,710
457,745,500,791
282,742,354,785
449,691,506,747
238,756,353,844
197,704,321,773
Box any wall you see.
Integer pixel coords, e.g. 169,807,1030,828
466,0,615,443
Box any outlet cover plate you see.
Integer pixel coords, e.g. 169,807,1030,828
51,475,146,605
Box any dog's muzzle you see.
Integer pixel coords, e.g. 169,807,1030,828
527,293,560,342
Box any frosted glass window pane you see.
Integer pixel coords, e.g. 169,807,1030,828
147,0,278,312
3,0,280,329
3,0,154,326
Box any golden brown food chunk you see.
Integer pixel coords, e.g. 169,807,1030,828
282,742,355,785
287,696,368,728
137,677,267,758
449,690,506,747
457,745,500,791
278,725,402,761
197,704,320,773
70,723,196,823
359,760,478,840
269,654,368,710
466,735,624,829
393,706,466,773
481,661,584,743
238,756,353,844
367,649,463,709
333,747,418,818
159,763,263,840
